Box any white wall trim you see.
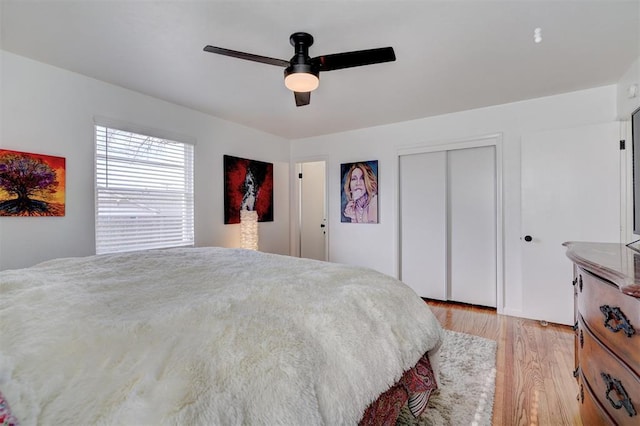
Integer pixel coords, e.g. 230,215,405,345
93,115,197,145
397,133,502,156
396,133,505,314
502,307,523,318
622,119,633,242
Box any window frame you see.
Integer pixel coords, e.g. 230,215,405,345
94,120,195,254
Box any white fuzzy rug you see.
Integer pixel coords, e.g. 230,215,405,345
397,330,497,426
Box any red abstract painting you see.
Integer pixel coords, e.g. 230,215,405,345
224,155,273,224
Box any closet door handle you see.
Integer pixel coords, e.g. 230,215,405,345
524,235,533,242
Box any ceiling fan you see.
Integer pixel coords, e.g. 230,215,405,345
203,32,396,107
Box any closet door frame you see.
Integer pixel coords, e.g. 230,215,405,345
397,133,504,314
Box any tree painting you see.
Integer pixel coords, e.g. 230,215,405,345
0,149,66,216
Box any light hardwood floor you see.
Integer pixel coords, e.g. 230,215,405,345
425,300,582,426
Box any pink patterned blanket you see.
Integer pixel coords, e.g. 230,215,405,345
359,352,437,425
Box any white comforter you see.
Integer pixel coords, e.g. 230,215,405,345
0,247,443,425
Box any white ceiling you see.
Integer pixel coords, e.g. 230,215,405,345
1,1,639,139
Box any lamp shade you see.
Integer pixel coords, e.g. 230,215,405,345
284,72,319,92
240,210,259,250
284,63,319,92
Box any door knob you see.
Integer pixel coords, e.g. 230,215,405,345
524,235,533,242
320,224,326,228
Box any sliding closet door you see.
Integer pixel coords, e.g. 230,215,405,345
448,146,496,307
399,152,447,299
400,144,497,307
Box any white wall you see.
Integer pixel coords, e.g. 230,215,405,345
291,85,618,318
2,47,635,321
0,51,290,270
617,56,640,120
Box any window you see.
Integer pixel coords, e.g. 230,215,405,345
95,125,194,254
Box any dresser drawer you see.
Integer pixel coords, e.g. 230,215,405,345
576,268,640,375
578,370,616,426
578,319,640,425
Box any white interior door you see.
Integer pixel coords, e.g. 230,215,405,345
449,146,497,307
400,152,447,299
299,161,327,261
521,122,620,325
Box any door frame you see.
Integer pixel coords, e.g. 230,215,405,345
397,133,504,314
290,156,329,260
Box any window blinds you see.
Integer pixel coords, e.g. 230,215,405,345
95,125,194,254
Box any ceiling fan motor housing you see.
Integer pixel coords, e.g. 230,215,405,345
284,62,319,80
285,32,319,78
284,32,320,92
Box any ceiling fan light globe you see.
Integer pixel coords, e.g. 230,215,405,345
284,72,319,92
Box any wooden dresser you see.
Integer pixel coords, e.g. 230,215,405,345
564,242,640,425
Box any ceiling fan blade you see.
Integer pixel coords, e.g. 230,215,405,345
294,91,311,107
313,47,396,72
203,45,289,67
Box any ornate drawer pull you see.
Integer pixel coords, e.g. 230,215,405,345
601,372,637,417
573,366,580,378
600,305,636,338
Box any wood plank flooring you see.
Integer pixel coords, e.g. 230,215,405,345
425,300,582,426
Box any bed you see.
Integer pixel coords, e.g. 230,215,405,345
0,247,444,425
